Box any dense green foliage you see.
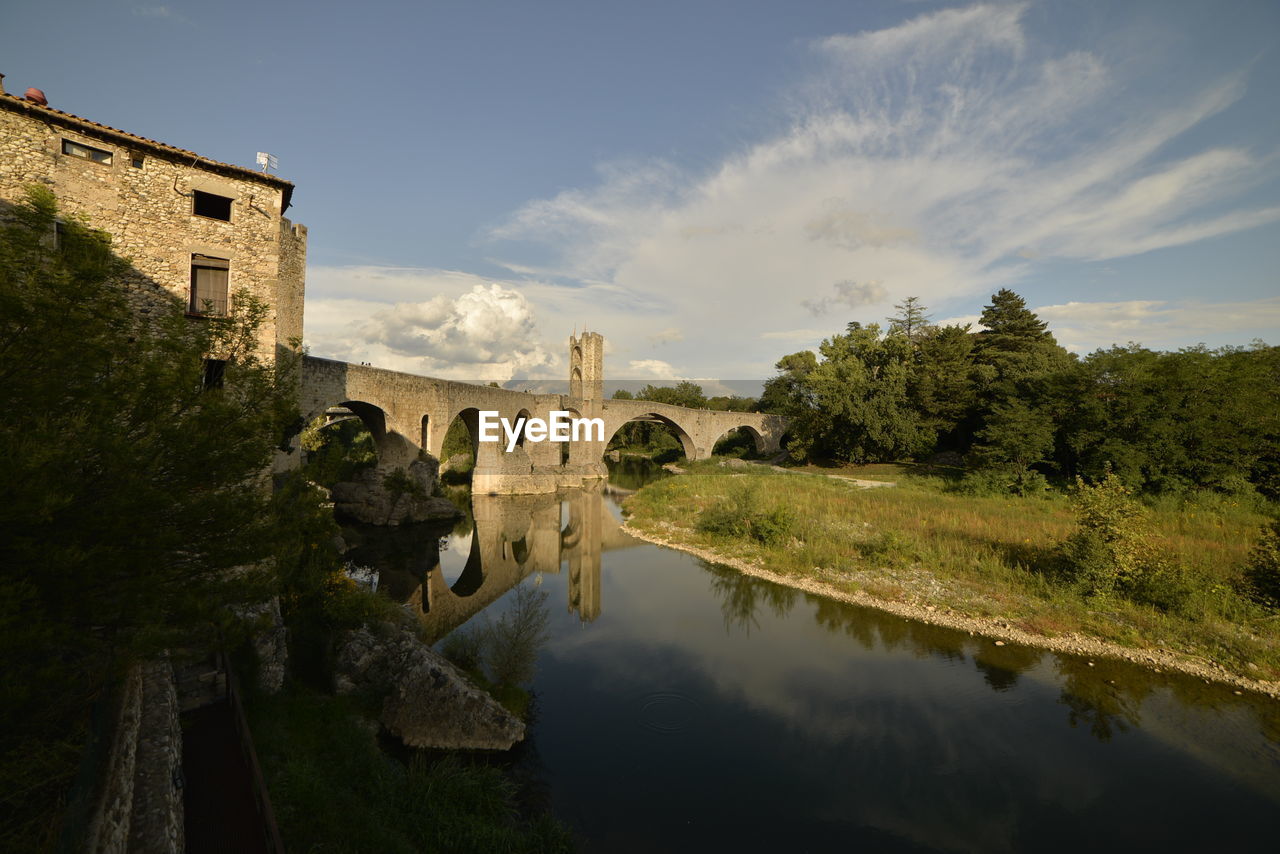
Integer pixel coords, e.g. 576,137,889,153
298,415,377,487
248,685,574,854
761,290,1280,499
1244,520,1280,609
0,188,299,847
697,481,798,545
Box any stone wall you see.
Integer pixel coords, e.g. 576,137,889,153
276,217,308,353
0,95,304,363
83,659,184,854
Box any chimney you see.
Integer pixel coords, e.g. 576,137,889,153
24,87,47,106
0,73,5,96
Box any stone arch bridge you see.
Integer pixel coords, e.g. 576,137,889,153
298,339,786,494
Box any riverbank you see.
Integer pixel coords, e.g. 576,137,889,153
621,466,1280,699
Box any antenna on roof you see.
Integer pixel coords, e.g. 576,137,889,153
256,151,278,173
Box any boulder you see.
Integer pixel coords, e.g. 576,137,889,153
335,620,525,751
331,459,463,526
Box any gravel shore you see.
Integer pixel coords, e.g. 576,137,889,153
621,521,1280,700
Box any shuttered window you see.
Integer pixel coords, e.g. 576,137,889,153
189,255,229,316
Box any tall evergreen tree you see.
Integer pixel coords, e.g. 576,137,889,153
966,290,1073,478
887,296,932,342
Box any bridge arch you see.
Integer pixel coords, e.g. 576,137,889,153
437,406,485,483
302,398,420,470
711,423,767,457
605,412,696,461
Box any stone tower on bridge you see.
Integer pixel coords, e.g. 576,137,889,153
569,331,604,400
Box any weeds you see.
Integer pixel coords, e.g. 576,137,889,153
697,482,800,546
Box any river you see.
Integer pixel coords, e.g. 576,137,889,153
349,461,1280,853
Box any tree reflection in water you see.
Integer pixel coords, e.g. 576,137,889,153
701,559,798,634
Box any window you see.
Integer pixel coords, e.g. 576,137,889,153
202,359,227,391
62,138,113,164
192,190,232,221
130,155,144,169
189,255,229,316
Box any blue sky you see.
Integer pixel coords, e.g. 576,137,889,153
4,0,1278,383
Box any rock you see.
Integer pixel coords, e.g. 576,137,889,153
723,457,751,469
335,620,525,751
331,460,463,526
440,453,471,473
994,640,1005,646
605,450,621,462
235,597,288,694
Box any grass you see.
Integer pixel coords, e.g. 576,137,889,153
245,683,575,854
623,462,1280,679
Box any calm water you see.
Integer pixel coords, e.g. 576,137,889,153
352,465,1280,853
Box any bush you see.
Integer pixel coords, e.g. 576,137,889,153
1058,472,1165,598
440,584,551,712
855,530,919,567
697,484,799,545
1243,520,1280,609
957,466,1051,497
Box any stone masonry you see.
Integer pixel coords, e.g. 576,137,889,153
0,82,306,362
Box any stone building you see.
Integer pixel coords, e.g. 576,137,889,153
0,74,306,363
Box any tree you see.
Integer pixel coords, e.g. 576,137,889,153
887,296,932,342
973,288,1072,385
965,289,1074,479
0,187,299,843
784,324,932,463
978,288,1051,340
637,380,707,409
760,350,818,416
910,324,977,450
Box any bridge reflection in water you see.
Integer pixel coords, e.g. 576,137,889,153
360,484,641,643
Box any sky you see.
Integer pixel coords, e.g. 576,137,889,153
4,0,1278,384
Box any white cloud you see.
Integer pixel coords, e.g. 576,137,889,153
1034,297,1280,352
304,270,562,380
625,359,680,379
300,5,1276,381
360,284,554,378
936,297,1280,352
483,3,1278,373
